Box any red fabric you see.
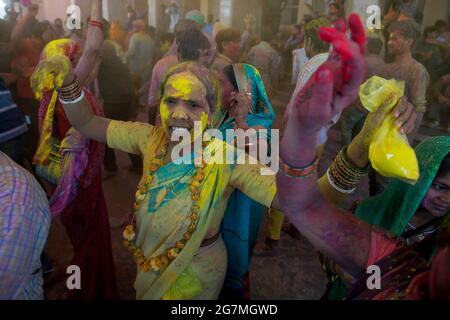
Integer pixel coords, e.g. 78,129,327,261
60,173,118,300
53,96,117,300
366,231,399,268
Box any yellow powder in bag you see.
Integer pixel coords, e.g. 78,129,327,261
369,116,419,184
360,76,419,184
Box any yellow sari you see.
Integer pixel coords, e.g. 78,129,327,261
107,120,276,300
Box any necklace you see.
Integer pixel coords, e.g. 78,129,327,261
123,142,207,275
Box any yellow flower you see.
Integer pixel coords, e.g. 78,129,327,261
184,233,191,241
191,194,200,201
167,248,180,260
190,214,198,221
150,259,160,273
123,226,136,242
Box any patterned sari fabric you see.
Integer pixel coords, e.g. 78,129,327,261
107,121,276,300
326,136,450,300
347,217,450,300
219,64,275,299
31,39,117,299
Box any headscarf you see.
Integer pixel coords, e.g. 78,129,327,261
356,136,450,236
220,64,275,137
30,39,104,217
185,10,205,26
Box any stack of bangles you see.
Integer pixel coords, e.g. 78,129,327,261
89,20,104,30
279,154,320,179
327,146,370,194
58,77,85,105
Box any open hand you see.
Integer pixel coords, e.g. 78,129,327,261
288,14,366,135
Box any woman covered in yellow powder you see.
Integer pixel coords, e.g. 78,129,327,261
31,18,418,299
32,57,283,299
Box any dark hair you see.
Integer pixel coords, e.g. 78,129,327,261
434,20,448,30
367,37,383,55
174,19,199,41
215,28,241,53
223,64,238,91
390,20,420,47
329,2,341,10
389,0,402,12
177,29,211,62
160,62,219,112
304,17,332,53
437,153,450,178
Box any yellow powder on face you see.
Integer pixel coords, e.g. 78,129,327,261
165,72,205,100
160,102,170,133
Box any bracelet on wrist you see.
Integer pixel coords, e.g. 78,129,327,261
326,146,369,194
279,153,320,179
89,20,104,30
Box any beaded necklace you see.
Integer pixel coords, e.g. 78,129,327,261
123,141,208,275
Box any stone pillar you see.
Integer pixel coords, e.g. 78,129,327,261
200,0,209,18
219,0,233,27
297,0,312,24
148,0,161,29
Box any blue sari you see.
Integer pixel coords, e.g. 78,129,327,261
219,64,275,299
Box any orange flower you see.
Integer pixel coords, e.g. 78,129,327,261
176,241,185,249
191,181,200,188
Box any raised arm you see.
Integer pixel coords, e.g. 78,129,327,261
11,5,38,44
277,15,373,278
75,0,103,86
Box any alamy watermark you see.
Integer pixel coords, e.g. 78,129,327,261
66,4,81,31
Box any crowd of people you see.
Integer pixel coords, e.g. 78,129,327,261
0,0,449,300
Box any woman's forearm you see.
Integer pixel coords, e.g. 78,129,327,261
60,94,110,144
75,0,103,85
277,119,371,277
346,134,370,169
